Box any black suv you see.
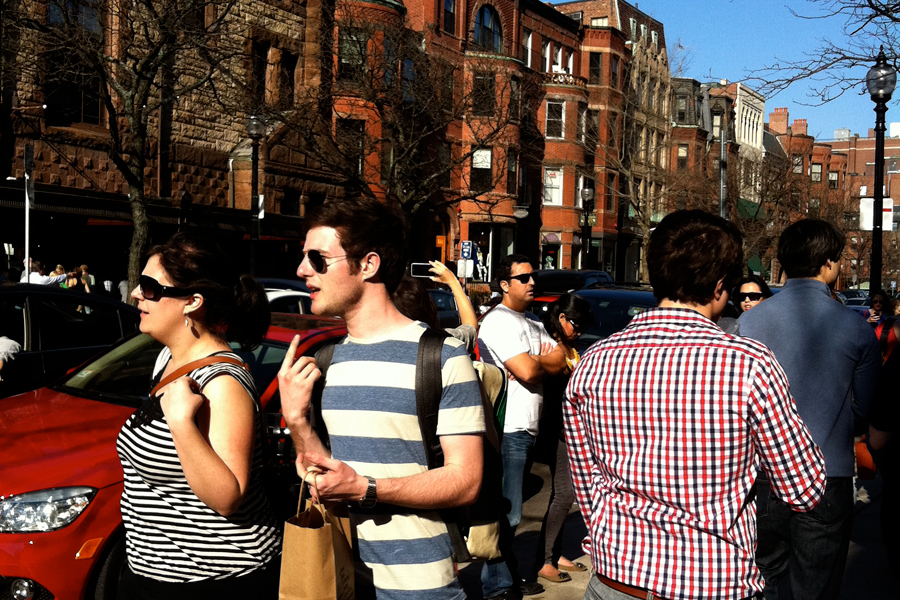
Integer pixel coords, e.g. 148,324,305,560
0,284,141,398
532,269,613,295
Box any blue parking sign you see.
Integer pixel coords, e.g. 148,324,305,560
461,241,473,259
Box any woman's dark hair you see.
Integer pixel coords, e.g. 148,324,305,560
306,197,409,294
870,289,895,316
391,275,441,330
777,219,845,279
541,294,595,342
732,274,773,311
147,231,270,350
648,210,744,304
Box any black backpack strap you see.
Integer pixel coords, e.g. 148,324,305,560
311,336,343,451
414,328,472,562
416,328,448,469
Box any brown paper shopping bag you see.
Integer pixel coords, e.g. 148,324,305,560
279,481,355,600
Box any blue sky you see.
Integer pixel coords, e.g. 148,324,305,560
625,0,895,140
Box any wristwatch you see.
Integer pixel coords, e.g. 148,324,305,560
358,476,377,508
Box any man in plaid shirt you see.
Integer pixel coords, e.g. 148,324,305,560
564,210,826,600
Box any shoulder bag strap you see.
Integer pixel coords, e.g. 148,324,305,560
416,328,448,470
150,355,248,397
311,337,343,451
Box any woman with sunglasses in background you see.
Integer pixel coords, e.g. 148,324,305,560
116,231,280,600
733,274,773,314
534,294,595,585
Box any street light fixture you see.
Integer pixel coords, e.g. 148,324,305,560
246,114,266,276
580,186,595,269
865,46,896,295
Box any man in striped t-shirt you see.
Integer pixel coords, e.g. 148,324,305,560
279,197,485,600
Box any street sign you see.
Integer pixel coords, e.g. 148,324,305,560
461,240,472,259
860,198,894,231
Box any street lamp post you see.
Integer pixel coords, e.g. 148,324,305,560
246,114,266,276
580,186,595,269
866,47,896,295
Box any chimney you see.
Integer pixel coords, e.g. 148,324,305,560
769,107,789,135
792,119,808,136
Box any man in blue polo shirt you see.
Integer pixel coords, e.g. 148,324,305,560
740,219,881,600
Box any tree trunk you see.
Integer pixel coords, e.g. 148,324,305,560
127,184,149,305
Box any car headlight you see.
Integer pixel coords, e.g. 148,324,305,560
0,487,97,532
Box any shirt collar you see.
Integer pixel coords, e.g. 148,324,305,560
629,306,721,330
783,278,831,296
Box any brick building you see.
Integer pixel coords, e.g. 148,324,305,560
0,0,332,279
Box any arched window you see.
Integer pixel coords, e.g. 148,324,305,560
474,5,502,53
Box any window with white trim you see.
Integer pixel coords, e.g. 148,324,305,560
546,101,565,138
543,167,563,205
471,148,493,192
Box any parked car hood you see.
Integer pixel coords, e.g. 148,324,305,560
0,387,134,496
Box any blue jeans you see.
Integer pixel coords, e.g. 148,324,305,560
755,477,854,600
482,431,536,598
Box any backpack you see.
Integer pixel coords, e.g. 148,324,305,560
312,328,506,562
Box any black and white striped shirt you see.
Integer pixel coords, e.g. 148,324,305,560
116,348,281,582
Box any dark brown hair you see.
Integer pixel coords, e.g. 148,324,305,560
648,210,744,304
306,197,409,294
147,231,270,350
391,275,441,329
777,219,845,279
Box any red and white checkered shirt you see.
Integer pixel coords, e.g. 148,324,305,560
565,308,825,600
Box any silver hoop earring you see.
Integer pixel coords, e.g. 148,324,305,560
185,317,190,328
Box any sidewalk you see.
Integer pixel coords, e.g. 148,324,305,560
460,463,894,600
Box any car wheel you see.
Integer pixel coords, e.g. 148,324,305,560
90,535,126,600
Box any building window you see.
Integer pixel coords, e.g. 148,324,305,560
792,155,803,174
651,31,658,48
591,16,608,27
45,0,104,126
473,71,495,116
675,96,687,123
522,29,532,68
828,171,839,189
567,48,574,74
712,114,722,138
677,145,688,170
546,101,564,138
471,148,493,193
336,118,365,177
443,0,455,35
629,18,636,40
611,55,619,89
574,174,593,208
510,78,520,120
281,189,301,216
811,163,822,182
586,109,600,146
474,5,503,53
507,150,518,195
588,52,602,84
441,64,454,111
541,40,550,73
553,45,562,72
809,198,820,216
338,28,367,82
606,177,615,211
438,143,452,188
543,167,563,205
578,105,586,142
278,52,298,109
640,24,647,39
646,80,655,110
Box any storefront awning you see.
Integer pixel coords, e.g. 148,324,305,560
542,232,561,244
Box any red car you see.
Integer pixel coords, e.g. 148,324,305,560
0,314,346,600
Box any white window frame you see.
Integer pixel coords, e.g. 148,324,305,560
524,30,532,68
591,16,607,27
542,40,551,72
567,48,573,74
545,101,565,139
575,174,585,208
553,45,562,72
543,167,563,205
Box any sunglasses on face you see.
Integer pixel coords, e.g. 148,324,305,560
507,273,534,284
301,250,349,274
737,292,764,302
872,299,884,305
565,316,582,336
139,275,199,302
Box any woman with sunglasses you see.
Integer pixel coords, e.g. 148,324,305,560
116,232,280,600
733,275,773,314
534,294,595,585
864,290,893,326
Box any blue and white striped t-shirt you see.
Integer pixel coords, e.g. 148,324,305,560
321,322,485,600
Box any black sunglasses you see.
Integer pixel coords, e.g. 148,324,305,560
301,250,348,274
736,292,764,302
507,273,534,284
139,275,199,302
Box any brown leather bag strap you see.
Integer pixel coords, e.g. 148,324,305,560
151,355,248,397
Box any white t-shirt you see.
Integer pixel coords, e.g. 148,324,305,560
477,304,555,436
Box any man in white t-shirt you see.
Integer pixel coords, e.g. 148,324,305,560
477,254,566,600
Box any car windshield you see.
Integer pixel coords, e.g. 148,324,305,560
54,333,289,407
431,293,456,311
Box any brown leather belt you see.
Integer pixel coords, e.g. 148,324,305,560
595,574,668,600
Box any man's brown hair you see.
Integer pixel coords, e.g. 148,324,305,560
648,210,744,304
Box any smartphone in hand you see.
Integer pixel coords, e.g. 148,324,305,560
410,263,432,278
